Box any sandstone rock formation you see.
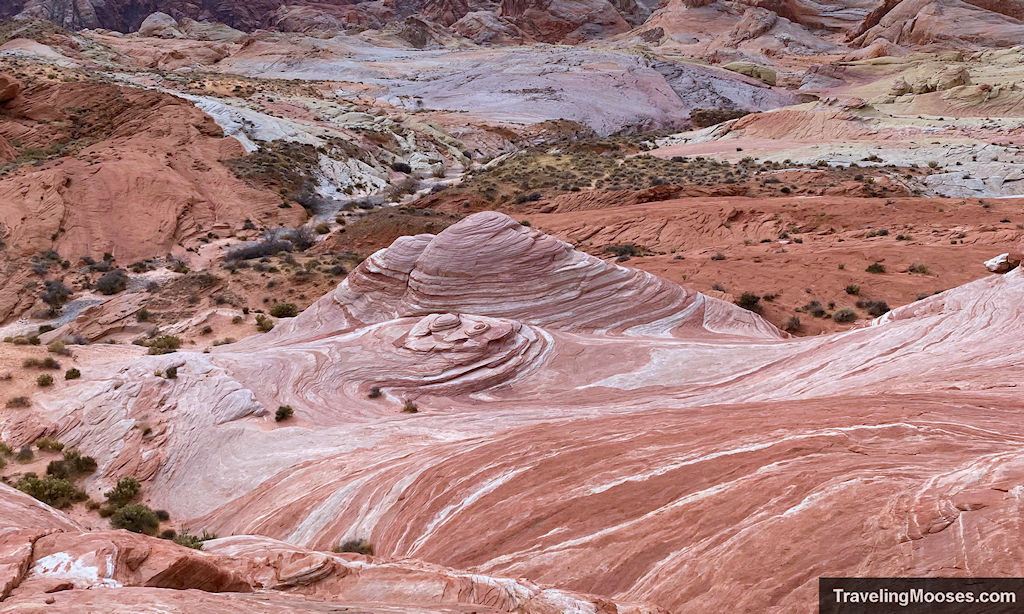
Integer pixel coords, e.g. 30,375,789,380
0,74,22,103
138,12,184,38
499,0,632,42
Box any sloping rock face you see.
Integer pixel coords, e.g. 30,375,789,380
852,0,1024,47
499,0,633,42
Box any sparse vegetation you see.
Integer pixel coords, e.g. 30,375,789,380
735,293,762,314
15,473,86,509
270,303,298,318
866,263,886,274
110,504,160,535
95,269,128,295
402,400,419,414
335,539,374,555
35,437,64,452
142,335,182,355
104,477,141,507
7,396,31,408
275,405,294,422
832,308,857,323
65,368,81,380
256,314,275,332
36,373,54,387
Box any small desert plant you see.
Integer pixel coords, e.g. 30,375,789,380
368,386,382,399
735,293,762,314
65,368,81,380
144,335,181,355
832,308,857,323
865,263,885,274
47,340,71,355
856,299,891,317
335,539,374,556
845,285,860,295
784,316,801,332
164,366,178,379
35,437,64,452
15,473,86,509
37,373,54,387
269,303,298,318
6,396,30,408
256,314,274,332
104,477,141,507
95,269,128,295
275,405,294,422
110,504,160,535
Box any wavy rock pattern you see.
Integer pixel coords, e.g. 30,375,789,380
6,213,1024,612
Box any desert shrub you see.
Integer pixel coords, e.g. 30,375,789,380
40,280,71,313
514,192,541,204
368,387,382,399
832,308,857,323
16,444,33,462
171,530,205,550
136,308,151,322
37,374,54,387
735,293,762,314
710,253,726,261
402,400,419,414
315,223,330,234
857,299,891,317
144,335,181,355
15,474,87,508
6,396,30,408
845,285,860,295
110,504,160,535
784,316,801,332
155,509,170,521
603,244,641,258
47,340,71,355
95,269,128,295
65,368,81,380
255,314,275,332
104,477,141,507
335,539,374,555
270,303,298,318
165,366,178,379
390,161,412,173
908,263,930,274
275,405,294,422
865,263,885,274
690,108,749,128
226,227,315,261
35,437,64,452
23,357,61,369
47,449,97,479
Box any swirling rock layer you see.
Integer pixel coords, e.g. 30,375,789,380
6,214,1024,612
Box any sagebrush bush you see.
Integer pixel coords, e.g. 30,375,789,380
832,308,857,323
95,269,128,295
270,303,298,318
275,405,294,422
105,477,141,507
335,539,374,556
110,504,160,535
15,473,86,508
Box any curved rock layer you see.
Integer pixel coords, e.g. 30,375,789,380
7,215,1024,612
320,211,784,339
